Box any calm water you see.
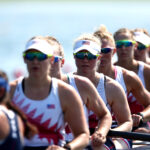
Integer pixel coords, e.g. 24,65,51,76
0,1,150,80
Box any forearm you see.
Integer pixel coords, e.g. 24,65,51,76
66,133,89,150
111,121,132,132
96,114,112,136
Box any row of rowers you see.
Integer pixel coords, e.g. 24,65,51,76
1,26,150,150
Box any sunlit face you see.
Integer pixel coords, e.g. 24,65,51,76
24,49,51,77
99,39,115,68
115,32,135,60
50,48,64,73
74,50,98,73
134,42,148,61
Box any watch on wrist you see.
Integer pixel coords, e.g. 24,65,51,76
137,112,144,122
64,144,71,150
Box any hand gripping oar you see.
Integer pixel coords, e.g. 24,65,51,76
107,130,150,141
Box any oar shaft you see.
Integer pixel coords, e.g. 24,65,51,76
108,130,150,141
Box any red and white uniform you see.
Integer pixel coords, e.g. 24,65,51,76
114,66,144,114
137,61,146,88
89,73,111,129
114,66,127,94
65,73,88,142
12,77,66,147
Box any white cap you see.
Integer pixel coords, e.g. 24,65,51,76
73,40,101,55
133,32,150,46
24,39,53,56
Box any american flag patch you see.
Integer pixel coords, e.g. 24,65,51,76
82,40,90,45
47,104,55,109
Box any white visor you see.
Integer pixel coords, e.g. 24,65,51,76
24,39,53,56
73,40,101,55
133,32,150,46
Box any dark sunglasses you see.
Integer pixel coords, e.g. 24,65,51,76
137,43,148,51
74,52,98,60
54,56,63,63
23,52,51,61
101,48,114,54
116,40,136,49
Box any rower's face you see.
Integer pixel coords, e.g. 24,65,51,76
115,32,135,60
50,48,64,72
99,39,114,68
74,50,98,73
24,50,51,77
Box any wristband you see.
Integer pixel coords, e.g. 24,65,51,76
64,145,71,150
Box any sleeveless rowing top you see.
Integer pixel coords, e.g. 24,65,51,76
0,106,23,150
138,61,146,88
127,62,145,114
65,73,88,142
67,73,88,121
114,66,127,95
12,77,65,147
89,73,111,129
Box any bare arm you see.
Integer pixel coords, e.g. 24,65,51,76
85,80,112,133
78,77,112,147
106,77,133,132
124,70,150,122
144,64,150,92
59,80,89,150
0,110,9,140
9,80,18,100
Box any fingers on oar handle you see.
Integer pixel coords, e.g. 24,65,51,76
107,130,150,141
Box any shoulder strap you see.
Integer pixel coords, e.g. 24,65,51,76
104,75,107,90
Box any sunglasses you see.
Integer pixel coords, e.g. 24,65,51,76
101,48,114,54
23,52,51,61
137,43,148,51
54,56,63,63
116,40,136,49
74,52,98,60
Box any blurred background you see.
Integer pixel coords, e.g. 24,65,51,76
0,0,150,81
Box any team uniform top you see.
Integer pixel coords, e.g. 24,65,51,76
12,77,65,147
114,65,144,114
89,73,111,130
0,106,23,150
65,73,88,142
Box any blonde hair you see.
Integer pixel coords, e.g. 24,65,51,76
113,28,134,41
74,33,101,47
133,28,150,37
94,25,115,47
45,36,64,58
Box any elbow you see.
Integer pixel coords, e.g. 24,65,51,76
106,111,112,127
83,132,90,145
127,119,133,132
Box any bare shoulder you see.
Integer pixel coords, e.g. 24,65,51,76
56,79,84,117
9,79,19,99
106,76,123,90
57,78,76,93
143,62,150,74
0,110,9,139
57,79,82,105
61,74,69,83
105,76,125,97
105,76,128,108
74,75,94,89
74,75,99,104
122,68,140,82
